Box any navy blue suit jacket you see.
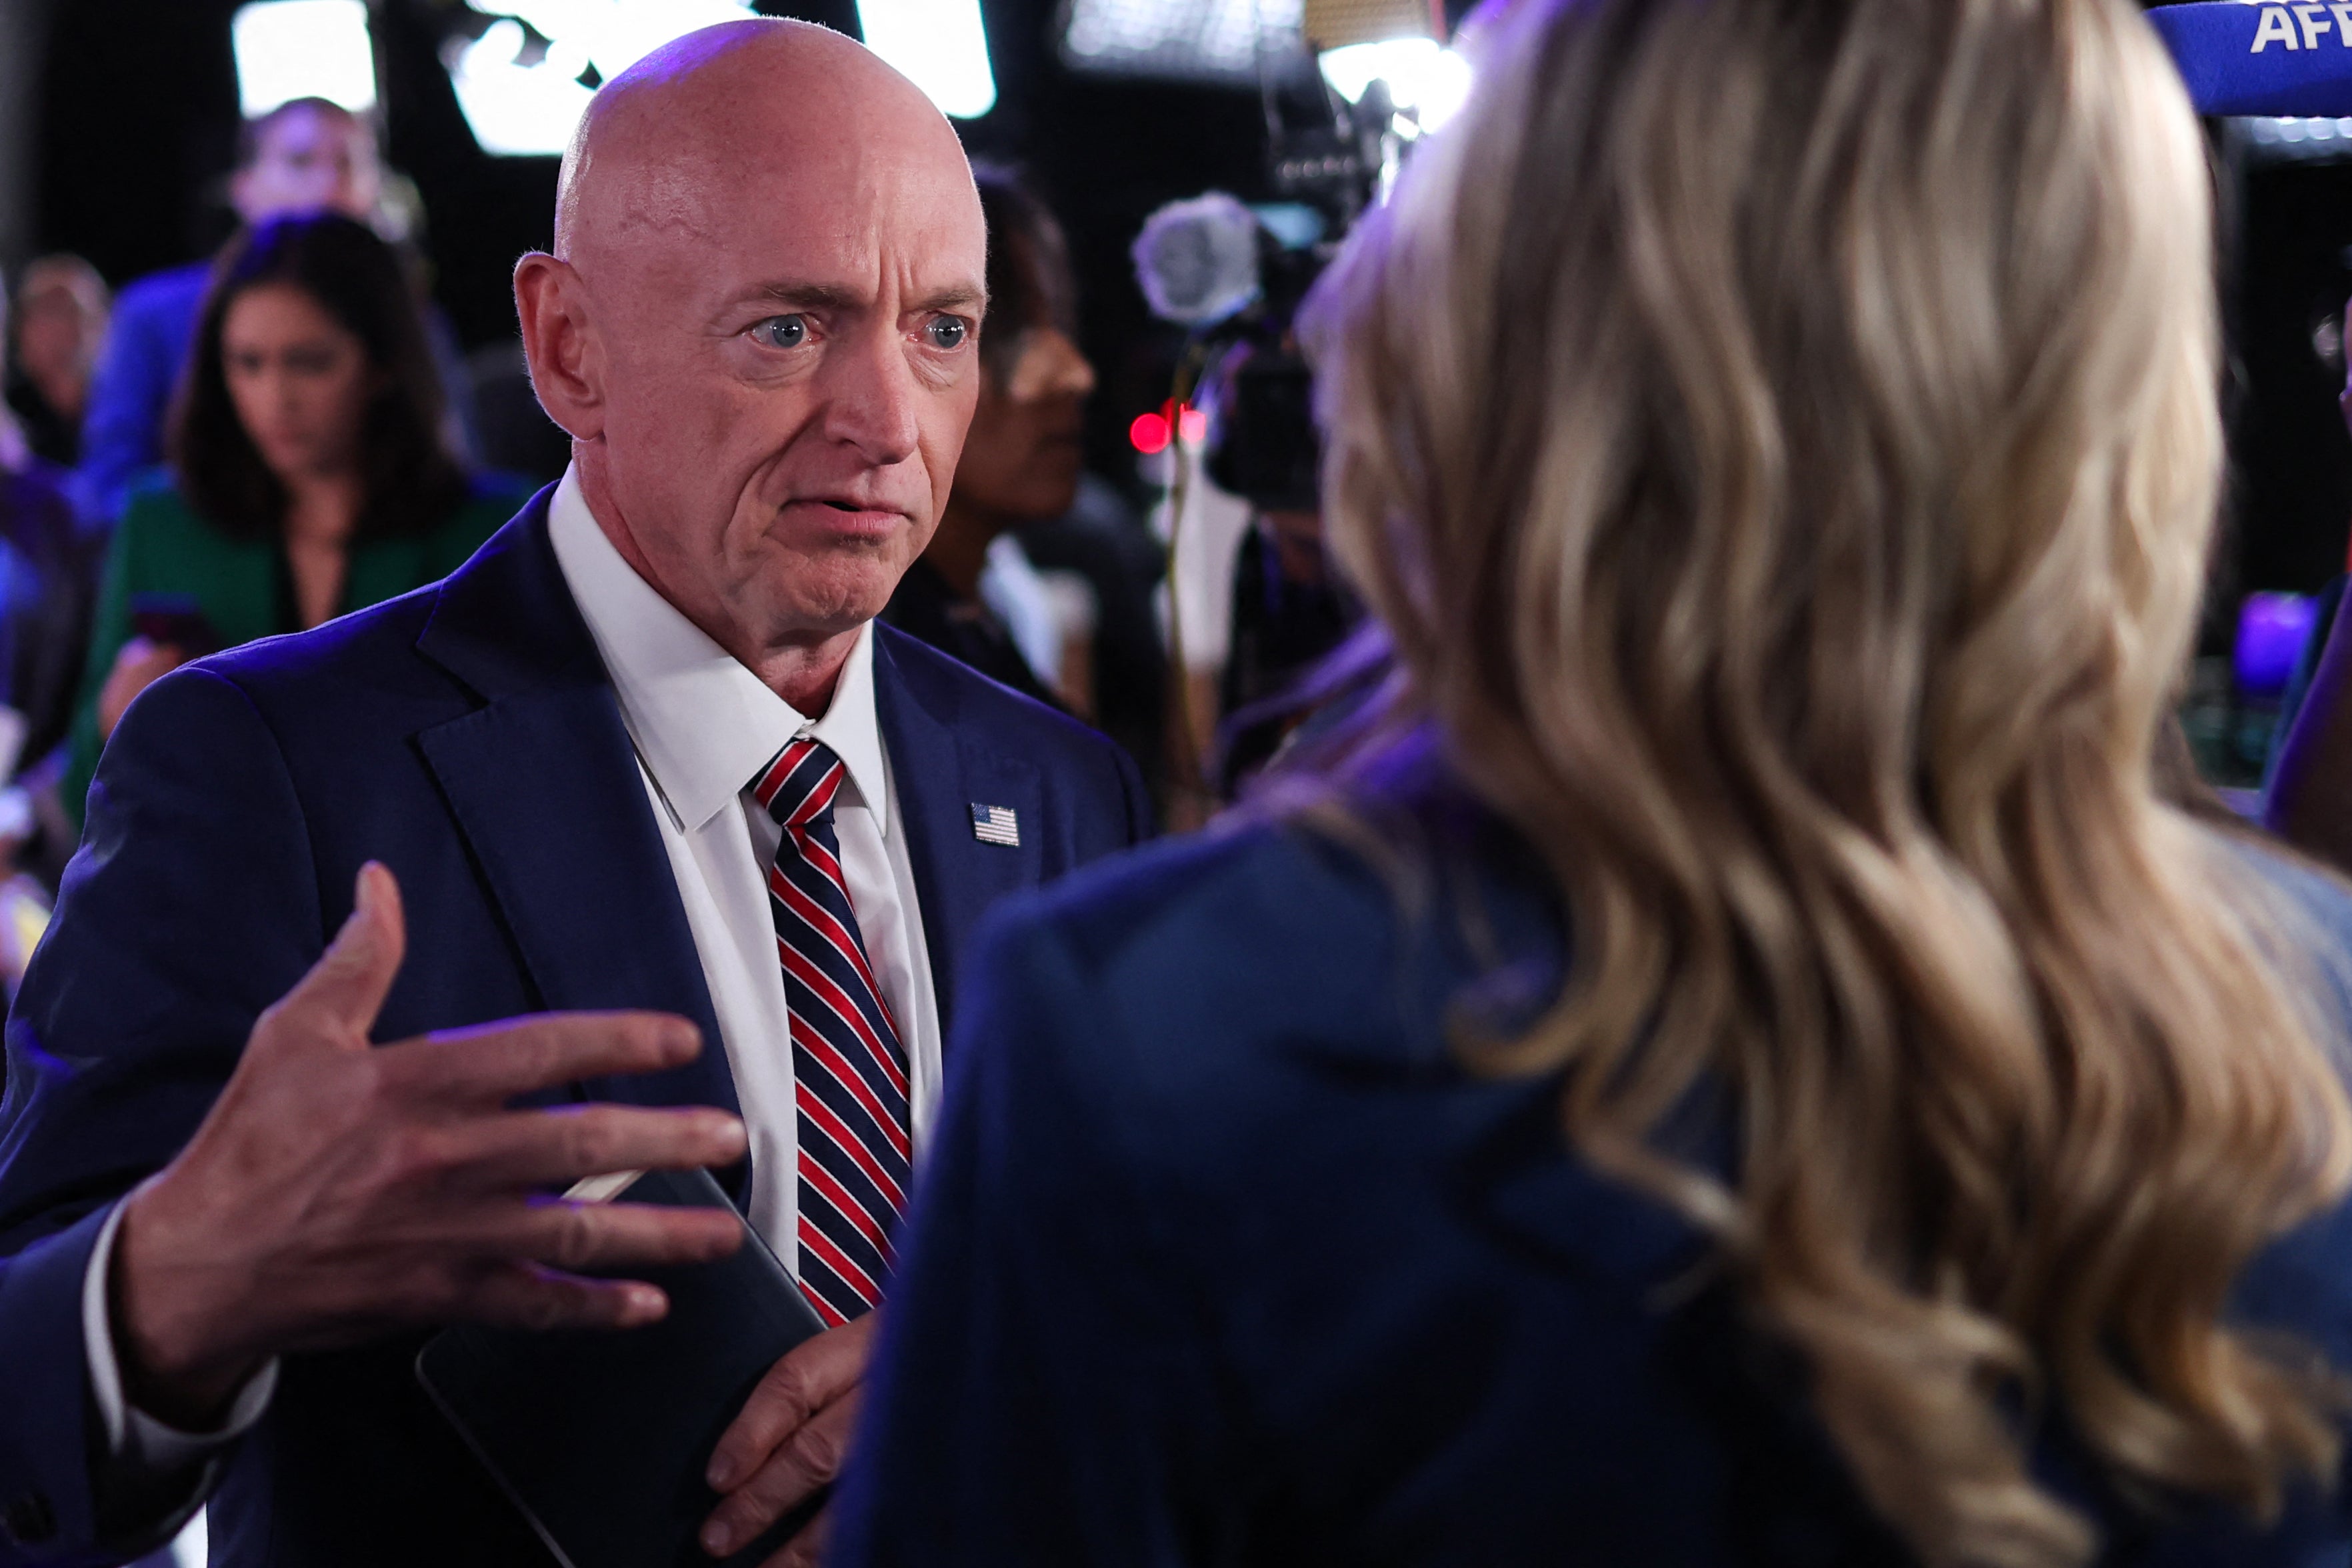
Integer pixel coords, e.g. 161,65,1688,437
0,489,1149,1567
831,811,2352,1567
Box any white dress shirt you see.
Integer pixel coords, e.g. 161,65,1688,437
81,463,941,1484
545,464,944,1249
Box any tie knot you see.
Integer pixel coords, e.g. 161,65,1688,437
752,737,845,829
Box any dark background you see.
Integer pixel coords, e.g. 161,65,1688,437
2223,147,2352,600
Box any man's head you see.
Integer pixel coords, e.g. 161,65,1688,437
515,21,987,686
11,255,109,398
231,98,383,228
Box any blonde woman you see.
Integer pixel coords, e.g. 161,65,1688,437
828,0,2352,1563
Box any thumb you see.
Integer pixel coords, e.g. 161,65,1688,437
273,862,407,1045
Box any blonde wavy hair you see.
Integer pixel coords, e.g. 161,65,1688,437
1293,0,2352,1561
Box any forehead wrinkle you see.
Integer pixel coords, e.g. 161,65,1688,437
557,99,730,265
601,150,726,253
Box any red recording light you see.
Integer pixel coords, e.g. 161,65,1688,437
1130,403,1206,455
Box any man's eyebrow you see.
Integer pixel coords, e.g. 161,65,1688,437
741,282,989,314
915,284,988,315
750,282,865,311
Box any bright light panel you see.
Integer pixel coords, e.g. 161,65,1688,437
233,0,377,118
1061,0,1304,83
451,0,757,157
1317,37,1467,121
858,0,998,118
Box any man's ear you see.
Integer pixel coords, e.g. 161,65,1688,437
514,253,605,442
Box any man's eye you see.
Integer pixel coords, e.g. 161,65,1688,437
925,317,970,351
752,315,809,349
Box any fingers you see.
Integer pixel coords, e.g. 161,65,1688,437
443,1103,747,1191
461,1261,672,1333
707,1319,871,1492
479,1193,747,1275
703,1394,857,1558
259,863,408,1047
758,1504,829,1568
383,1011,705,1103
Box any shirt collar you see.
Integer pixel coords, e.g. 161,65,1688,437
544,464,891,836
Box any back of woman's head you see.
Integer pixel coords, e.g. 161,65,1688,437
173,211,464,541
1299,0,2352,1560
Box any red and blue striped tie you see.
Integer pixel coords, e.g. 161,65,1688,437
753,737,911,1325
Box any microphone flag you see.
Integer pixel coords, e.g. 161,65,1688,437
2147,3,2352,117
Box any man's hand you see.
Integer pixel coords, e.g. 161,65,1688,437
111,862,749,1427
700,1313,877,1566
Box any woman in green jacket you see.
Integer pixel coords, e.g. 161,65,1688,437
67,213,528,823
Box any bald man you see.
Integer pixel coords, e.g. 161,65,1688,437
0,22,1147,1568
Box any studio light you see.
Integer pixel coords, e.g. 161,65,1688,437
1060,0,1305,83
857,0,999,118
447,0,758,158
1315,38,1469,132
447,0,996,157
1303,0,1467,135
232,0,378,118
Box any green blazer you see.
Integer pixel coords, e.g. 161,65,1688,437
65,475,531,825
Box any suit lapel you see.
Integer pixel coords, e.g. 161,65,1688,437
412,495,740,1136
871,626,1043,1037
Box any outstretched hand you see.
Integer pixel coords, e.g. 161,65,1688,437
111,863,748,1427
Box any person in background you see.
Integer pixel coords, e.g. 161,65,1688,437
64,213,525,826
831,0,2352,1564
5,255,109,468
0,287,93,897
882,167,1095,709
75,96,474,528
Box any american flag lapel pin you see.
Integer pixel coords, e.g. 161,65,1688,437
969,803,1020,847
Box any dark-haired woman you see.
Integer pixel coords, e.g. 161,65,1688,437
65,214,526,824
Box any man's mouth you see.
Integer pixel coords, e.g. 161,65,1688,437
781,497,907,537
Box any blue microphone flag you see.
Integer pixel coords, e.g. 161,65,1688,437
2148,3,2352,117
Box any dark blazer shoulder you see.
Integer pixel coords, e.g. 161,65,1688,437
191,487,552,713
874,619,1150,846
969,817,1491,1096
875,619,1106,757
191,578,451,705
997,818,1347,955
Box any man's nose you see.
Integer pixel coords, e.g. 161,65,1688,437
819,327,925,467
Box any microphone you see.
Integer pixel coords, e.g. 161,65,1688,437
2147,3,2352,117
1131,192,1264,328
